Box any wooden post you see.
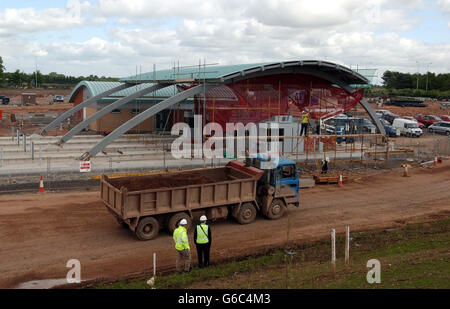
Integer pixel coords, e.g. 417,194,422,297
345,226,350,266
374,136,378,166
385,138,390,167
331,228,336,272
334,134,337,168
153,252,157,277
360,133,364,166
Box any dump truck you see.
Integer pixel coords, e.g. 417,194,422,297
100,157,300,240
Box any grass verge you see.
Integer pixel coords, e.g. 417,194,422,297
95,217,450,289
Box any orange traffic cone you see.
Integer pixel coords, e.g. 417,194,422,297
338,172,343,187
402,164,410,177
434,154,438,166
39,176,45,193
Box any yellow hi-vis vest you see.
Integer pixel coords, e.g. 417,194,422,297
301,113,309,124
173,226,190,251
196,224,209,244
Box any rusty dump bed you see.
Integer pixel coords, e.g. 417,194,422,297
101,161,264,220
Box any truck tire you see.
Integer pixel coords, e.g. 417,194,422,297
266,199,286,220
236,203,257,225
168,212,192,234
135,217,160,240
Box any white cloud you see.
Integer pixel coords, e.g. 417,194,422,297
0,0,92,36
1,0,449,82
437,0,450,27
95,0,224,19
437,0,450,12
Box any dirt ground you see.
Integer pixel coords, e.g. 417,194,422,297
0,160,449,288
0,88,72,105
364,100,449,118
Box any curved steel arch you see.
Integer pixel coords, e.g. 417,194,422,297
58,83,168,145
80,84,215,160
359,99,386,135
40,83,134,135
224,67,357,94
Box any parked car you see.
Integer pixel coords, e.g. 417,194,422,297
382,112,400,124
428,122,450,135
415,114,442,127
324,116,375,134
402,116,425,129
440,115,450,122
375,110,391,118
0,95,10,105
392,118,423,137
379,118,398,137
53,95,64,103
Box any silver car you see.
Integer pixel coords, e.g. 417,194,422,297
428,122,450,135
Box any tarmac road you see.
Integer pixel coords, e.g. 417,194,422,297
0,161,449,288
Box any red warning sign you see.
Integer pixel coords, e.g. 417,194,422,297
79,161,91,173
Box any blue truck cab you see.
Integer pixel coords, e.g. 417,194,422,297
246,155,300,219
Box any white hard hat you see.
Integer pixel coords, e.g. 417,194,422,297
326,157,329,162
179,219,188,225
200,215,207,221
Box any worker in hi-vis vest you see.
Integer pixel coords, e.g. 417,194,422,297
300,111,310,136
173,219,191,272
194,215,212,268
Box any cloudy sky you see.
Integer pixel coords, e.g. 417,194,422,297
1,0,449,84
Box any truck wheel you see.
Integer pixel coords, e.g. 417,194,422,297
266,199,286,220
135,217,160,241
168,212,192,234
236,203,257,225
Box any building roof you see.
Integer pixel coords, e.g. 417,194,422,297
69,81,182,101
120,60,371,86
69,61,377,104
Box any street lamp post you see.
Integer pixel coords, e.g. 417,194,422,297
425,62,432,93
416,61,420,90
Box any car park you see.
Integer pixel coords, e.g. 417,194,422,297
428,122,450,135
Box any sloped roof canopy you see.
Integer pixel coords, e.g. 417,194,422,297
121,60,370,89
69,81,182,102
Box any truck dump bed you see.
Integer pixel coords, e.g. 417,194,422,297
101,162,263,221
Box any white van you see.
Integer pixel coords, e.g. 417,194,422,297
392,118,422,137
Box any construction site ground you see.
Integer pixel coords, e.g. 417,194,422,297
0,160,449,288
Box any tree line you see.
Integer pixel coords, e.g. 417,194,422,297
381,70,450,92
362,70,450,100
0,56,119,88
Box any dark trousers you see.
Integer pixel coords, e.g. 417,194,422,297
300,123,308,136
196,243,211,267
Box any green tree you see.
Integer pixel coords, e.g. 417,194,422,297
31,70,44,87
0,56,5,85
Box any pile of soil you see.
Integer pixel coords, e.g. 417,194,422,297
110,172,213,191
